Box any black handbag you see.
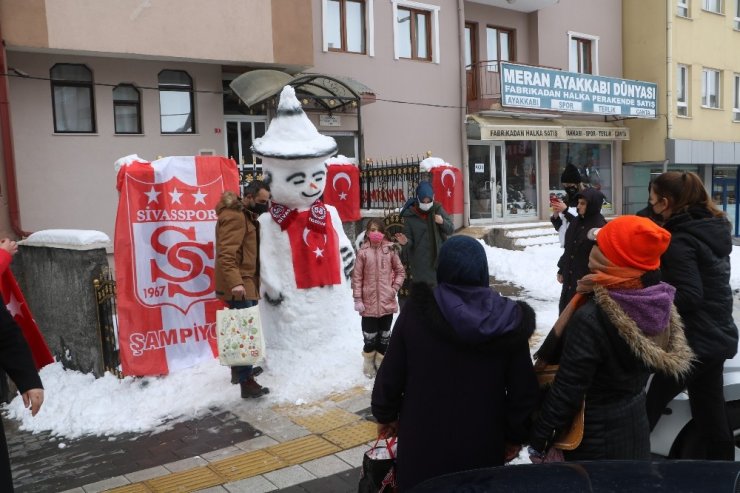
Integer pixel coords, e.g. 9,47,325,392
358,437,397,493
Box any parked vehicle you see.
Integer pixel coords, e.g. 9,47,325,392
409,461,740,492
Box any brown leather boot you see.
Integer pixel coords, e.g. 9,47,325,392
240,377,270,398
231,366,263,384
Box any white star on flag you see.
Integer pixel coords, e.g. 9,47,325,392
447,189,452,197
6,292,22,318
192,188,207,205
338,192,348,200
145,186,161,203
313,247,324,258
169,188,184,204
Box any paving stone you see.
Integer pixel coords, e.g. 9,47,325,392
300,455,352,478
202,445,244,462
162,456,209,472
194,486,229,492
58,488,85,493
234,435,279,452
123,465,170,482
223,475,278,493
263,465,316,489
299,472,357,493
335,444,369,468
80,475,130,492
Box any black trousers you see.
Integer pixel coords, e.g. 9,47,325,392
646,357,734,460
361,315,393,354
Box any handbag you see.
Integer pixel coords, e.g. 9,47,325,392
358,437,397,493
216,305,266,366
535,364,585,451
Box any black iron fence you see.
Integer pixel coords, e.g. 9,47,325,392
360,156,428,211
94,267,122,378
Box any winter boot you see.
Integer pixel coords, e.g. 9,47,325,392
240,377,270,398
375,352,384,371
231,366,263,384
363,351,377,378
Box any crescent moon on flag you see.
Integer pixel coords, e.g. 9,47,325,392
332,172,352,190
441,169,456,187
303,227,327,246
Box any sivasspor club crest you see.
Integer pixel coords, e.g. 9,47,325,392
126,174,222,314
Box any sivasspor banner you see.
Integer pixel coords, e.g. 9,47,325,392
0,255,54,370
431,166,463,214
323,164,361,221
114,156,239,376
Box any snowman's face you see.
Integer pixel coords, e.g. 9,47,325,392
263,158,327,210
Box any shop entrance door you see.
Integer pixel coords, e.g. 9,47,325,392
468,143,504,222
224,116,267,185
713,166,739,236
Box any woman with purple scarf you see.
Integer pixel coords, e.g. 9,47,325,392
371,235,539,491
530,216,694,461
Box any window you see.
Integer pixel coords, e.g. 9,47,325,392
113,84,142,134
568,32,599,74
464,23,474,69
677,64,689,116
735,0,740,28
392,1,440,63
702,0,722,12
50,64,95,133
158,70,195,134
702,68,721,108
677,0,690,16
733,74,740,121
486,26,514,72
324,0,367,54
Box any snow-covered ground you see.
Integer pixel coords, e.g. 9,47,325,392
4,242,740,442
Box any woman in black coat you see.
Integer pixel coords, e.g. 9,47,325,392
557,187,607,313
531,216,693,461
371,236,539,491
645,171,738,460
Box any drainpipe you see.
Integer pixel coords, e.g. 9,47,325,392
0,25,30,238
458,0,470,227
665,0,673,143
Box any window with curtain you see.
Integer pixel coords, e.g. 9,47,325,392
702,68,721,108
733,74,740,121
677,64,689,116
569,37,593,74
677,0,690,16
159,70,195,134
325,0,366,53
113,84,142,134
50,64,95,133
486,26,514,72
702,0,722,13
396,6,431,61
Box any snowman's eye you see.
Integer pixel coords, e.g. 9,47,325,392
286,172,306,185
312,171,326,183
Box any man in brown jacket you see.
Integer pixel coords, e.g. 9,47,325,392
215,180,270,398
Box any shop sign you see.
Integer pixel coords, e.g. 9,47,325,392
566,127,630,140
481,125,629,141
501,63,657,118
319,115,341,127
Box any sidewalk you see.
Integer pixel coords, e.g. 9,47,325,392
10,384,375,493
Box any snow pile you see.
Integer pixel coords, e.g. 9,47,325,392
326,155,358,166
21,230,110,248
419,156,448,171
114,154,147,173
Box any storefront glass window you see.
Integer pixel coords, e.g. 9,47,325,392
504,140,537,218
549,142,613,215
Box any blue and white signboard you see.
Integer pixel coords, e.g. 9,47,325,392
500,63,657,118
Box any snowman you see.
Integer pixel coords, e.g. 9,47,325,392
252,86,356,353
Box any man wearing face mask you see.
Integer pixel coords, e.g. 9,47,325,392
215,180,271,398
395,181,454,287
551,164,584,247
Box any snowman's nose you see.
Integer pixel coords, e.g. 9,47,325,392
309,182,319,190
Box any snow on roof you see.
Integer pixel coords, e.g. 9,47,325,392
326,155,358,166
21,229,111,250
419,156,450,171
252,86,337,160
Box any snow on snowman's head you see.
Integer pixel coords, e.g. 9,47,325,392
252,86,337,211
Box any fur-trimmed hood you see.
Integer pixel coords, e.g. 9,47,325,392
594,285,694,379
215,191,244,214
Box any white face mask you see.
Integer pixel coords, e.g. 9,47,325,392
418,201,433,212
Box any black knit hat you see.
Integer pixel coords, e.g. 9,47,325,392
436,236,489,287
560,164,582,184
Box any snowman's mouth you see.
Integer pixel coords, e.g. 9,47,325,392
302,190,322,198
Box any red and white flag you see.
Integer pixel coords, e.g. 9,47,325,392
431,165,463,214
114,156,239,376
0,251,54,370
323,164,361,222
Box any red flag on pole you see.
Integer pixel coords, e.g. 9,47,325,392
431,165,463,214
0,252,54,370
323,164,361,221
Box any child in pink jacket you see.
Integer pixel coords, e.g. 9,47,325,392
352,219,406,378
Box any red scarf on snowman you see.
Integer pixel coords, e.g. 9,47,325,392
269,199,341,289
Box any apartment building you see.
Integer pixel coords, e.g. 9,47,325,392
623,0,740,234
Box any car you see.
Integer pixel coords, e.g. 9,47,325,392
649,348,740,460
408,460,740,492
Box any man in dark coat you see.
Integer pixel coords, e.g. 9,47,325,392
550,164,583,246
371,236,539,491
557,187,607,313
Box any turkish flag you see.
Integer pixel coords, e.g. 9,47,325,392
431,165,463,214
0,252,54,370
323,164,361,221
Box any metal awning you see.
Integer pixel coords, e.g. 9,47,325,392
229,69,376,111
467,115,629,141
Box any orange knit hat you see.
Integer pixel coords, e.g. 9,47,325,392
596,215,671,271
